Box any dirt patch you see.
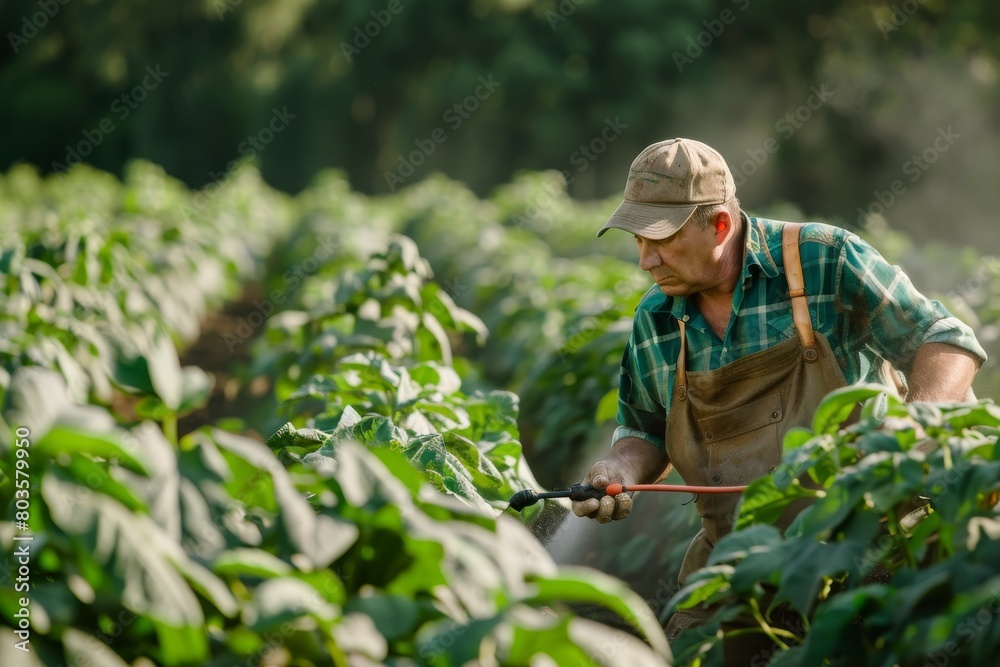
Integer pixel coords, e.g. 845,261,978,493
177,283,270,439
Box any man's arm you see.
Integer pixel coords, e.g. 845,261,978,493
904,342,980,402
571,437,670,524
834,233,987,390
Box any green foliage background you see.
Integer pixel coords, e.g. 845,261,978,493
3,1,1000,664
2,0,1000,245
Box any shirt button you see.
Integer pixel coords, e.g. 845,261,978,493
711,472,723,484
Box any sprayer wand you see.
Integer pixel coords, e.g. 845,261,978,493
507,482,748,512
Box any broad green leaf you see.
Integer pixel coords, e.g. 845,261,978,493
41,472,207,629
735,475,817,530
729,547,786,593
146,331,183,410
212,430,359,568
420,310,452,364
169,553,240,619
567,617,674,666
176,366,213,414
266,422,331,450
501,612,582,664
243,577,339,632
667,566,736,612
62,628,131,667
134,396,172,420
801,586,887,663
153,620,209,665
409,362,462,394
211,548,293,579
37,425,148,474
1,367,70,440
65,456,147,512
812,384,887,435
907,401,945,429
525,566,670,657
774,540,866,615
595,387,618,424
417,617,504,665
944,402,1000,430
332,612,389,661
343,593,420,641
708,524,783,565
768,646,807,667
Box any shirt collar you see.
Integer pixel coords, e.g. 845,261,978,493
741,213,779,282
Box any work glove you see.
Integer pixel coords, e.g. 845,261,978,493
571,459,634,524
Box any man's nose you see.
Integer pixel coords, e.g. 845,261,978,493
638,244,662,271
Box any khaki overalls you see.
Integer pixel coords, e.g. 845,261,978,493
663,223,848,663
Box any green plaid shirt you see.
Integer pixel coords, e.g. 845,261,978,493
615,216,988,451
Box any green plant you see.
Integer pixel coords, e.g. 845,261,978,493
0,161,294,437
667,385,1000,667
247,234,487,434
0,368,672,666
270,349,543,518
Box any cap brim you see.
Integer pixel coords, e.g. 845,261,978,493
596,200,698,239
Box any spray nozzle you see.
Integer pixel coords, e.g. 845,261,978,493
507,484,618,512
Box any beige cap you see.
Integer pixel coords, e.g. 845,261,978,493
597,138,736,239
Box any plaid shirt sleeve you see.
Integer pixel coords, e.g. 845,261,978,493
612,320,669,452
837,233,988,373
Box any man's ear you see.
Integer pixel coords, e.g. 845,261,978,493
713,210,733,242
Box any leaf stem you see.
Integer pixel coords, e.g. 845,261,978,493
163,414,178,446
941,439,953,471
747,598,792,649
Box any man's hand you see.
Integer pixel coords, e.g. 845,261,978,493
572,437,670,524
572,459,635,523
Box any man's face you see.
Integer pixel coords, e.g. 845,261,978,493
634,220,723,297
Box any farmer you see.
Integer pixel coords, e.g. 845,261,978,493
571,138,986,650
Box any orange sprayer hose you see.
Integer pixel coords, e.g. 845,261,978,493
605,482,748,495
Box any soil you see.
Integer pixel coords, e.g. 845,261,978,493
176,282,272,439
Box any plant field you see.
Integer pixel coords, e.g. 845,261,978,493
2,162,1000,666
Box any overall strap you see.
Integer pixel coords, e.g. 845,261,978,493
675,319,688,399
781,223,818,358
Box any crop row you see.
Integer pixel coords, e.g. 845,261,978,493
0,164,673,665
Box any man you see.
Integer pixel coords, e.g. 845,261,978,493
571,138,986,650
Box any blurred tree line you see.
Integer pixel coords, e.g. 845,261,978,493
2,0,999,245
